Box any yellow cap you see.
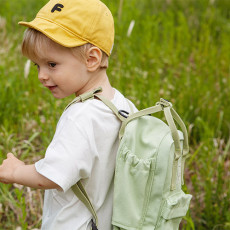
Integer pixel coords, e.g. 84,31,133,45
19,0,114,56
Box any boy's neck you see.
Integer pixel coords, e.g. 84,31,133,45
75,70,115,100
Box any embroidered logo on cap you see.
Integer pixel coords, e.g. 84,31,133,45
51,4,64,13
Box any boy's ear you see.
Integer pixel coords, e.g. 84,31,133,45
86,47,102,72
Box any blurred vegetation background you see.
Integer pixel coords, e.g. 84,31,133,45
0,0,230,229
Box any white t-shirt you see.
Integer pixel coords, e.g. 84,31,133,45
35,89,137,230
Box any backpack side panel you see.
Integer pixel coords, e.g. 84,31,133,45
149,131,192,230
142,131,174,229
112,116,171,230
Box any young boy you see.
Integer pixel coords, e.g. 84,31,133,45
0,0,136,229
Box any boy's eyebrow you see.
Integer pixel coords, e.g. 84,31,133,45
31,56,58,64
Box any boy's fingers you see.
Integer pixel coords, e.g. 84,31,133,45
7,153,14,158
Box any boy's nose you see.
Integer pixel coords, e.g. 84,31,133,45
38,70,49,82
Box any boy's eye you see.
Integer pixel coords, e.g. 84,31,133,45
49,62,56,68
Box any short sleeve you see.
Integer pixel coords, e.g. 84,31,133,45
35,116,95,192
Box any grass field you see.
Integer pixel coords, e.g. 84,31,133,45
0,0,230,229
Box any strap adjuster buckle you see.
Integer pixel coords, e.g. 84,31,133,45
156,98,172,108
118,110,129,118
79,87,102,102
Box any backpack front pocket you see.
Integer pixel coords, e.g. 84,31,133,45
112,145,155,230
156,191,192,230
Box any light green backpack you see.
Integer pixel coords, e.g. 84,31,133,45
69,88,192,230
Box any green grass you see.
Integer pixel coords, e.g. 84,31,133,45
0,0,230,229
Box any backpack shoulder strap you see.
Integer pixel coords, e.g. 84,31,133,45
65,87,103,229
67,87,126,229
64,87,102,111
72,181,98,229
64,87,126,122
95,94,126,122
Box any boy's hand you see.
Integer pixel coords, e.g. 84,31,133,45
0,153,25,184
0,153,61,190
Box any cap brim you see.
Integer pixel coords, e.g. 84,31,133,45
19,17,88,48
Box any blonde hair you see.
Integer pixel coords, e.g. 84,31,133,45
21,28,109,69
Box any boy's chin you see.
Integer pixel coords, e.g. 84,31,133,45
52,92,72,99
51,93,64,99
54,96,65,99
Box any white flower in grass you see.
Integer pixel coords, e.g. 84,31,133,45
209,0,215,5
24,59,31,78
0,16,6,29
127,20,135,37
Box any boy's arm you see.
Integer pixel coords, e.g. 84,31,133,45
0,153,61,190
